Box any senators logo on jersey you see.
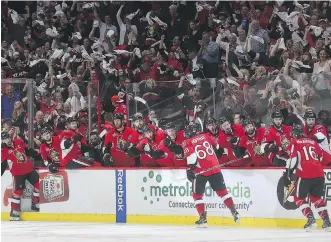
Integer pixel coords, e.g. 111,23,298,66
15,151,26,163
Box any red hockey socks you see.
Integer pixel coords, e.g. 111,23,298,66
294,196,313,218
216,189,235,209
193,193,205,215
310,195,329,220
11,190,23,211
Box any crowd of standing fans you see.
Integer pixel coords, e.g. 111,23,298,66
2,1,331,168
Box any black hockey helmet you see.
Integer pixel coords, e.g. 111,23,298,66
184,123,200,139
113,112,125,121
271,111,283,119
219,117,230,125
1,131,10,140
41,125,53,134
205,117,216,125
132,112,143,121
164,122,175,130
242,119,254,128
304,110,316,119
141,125,153,133
291,124,304,138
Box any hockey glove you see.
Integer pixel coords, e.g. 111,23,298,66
118,139,130,151
229,137,239,145
73,134,83,143
164,136,174,148
265,144,279,154
186,166,196,182
48,163,59,173
103,153,114,167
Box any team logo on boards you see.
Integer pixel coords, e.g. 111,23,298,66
277,171,331,210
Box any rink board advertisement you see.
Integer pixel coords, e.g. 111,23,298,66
1,168,331,227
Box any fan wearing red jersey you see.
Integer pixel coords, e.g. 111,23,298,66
104,113,140,167
261,111,292,166
238,120,269,166
39,126,61,173
157,123,186,167
182,124,239,228
1,132,40,221
285,124,330,231
303,110,331,166
218,117,249,167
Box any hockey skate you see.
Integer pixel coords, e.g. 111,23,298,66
322,215,331,232
195,212,207,228
304,215,317,231
231,210,240,224
9,210,20,221
31,203,40,212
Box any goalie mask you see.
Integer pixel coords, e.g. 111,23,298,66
164,123,176,140
1,132,13,147
304,110,316,129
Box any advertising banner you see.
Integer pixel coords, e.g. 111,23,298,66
126,169,331,219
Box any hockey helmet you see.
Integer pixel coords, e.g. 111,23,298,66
242,119,254,128
113,113,125,121
1,131,10,140
164,122,176,130
205,118,216,125
304,110,316,119
271,111,283,119
41,125,53,134
1,131,12,147
291,124,304,139
219,117,230,125
184,123,200,139
132,112,143,121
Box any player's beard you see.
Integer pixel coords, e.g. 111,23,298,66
224,127,232,134
208,127,218,135
306,121,315,130
246,127,256,137
43,133,51,143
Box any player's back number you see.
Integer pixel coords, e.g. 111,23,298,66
302,146,318,161
195,141,214,159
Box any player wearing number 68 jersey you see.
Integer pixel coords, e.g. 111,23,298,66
285,124,330,231
181,124,240,228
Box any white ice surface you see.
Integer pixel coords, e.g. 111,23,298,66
1,222,330,242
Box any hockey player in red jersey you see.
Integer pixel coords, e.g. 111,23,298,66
303,110,331,166
261,111,292,166
59,117,100,168
238,120,269,166
1,132,40,221
156,123,186,167
181,124,239,227
135,125,167,166
204,118,222,145
39,126,61,173
218,117,249,166
285,124,330,231
103,113,140,166
132,112,158,141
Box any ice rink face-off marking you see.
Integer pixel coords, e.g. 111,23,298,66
1,222,331,242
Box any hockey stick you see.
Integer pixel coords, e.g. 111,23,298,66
134,96,150,112
175,154,249,181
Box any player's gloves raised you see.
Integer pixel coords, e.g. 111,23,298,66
265,144,279,154
103,153,114,167
186,166,196,182
48,163,59,173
